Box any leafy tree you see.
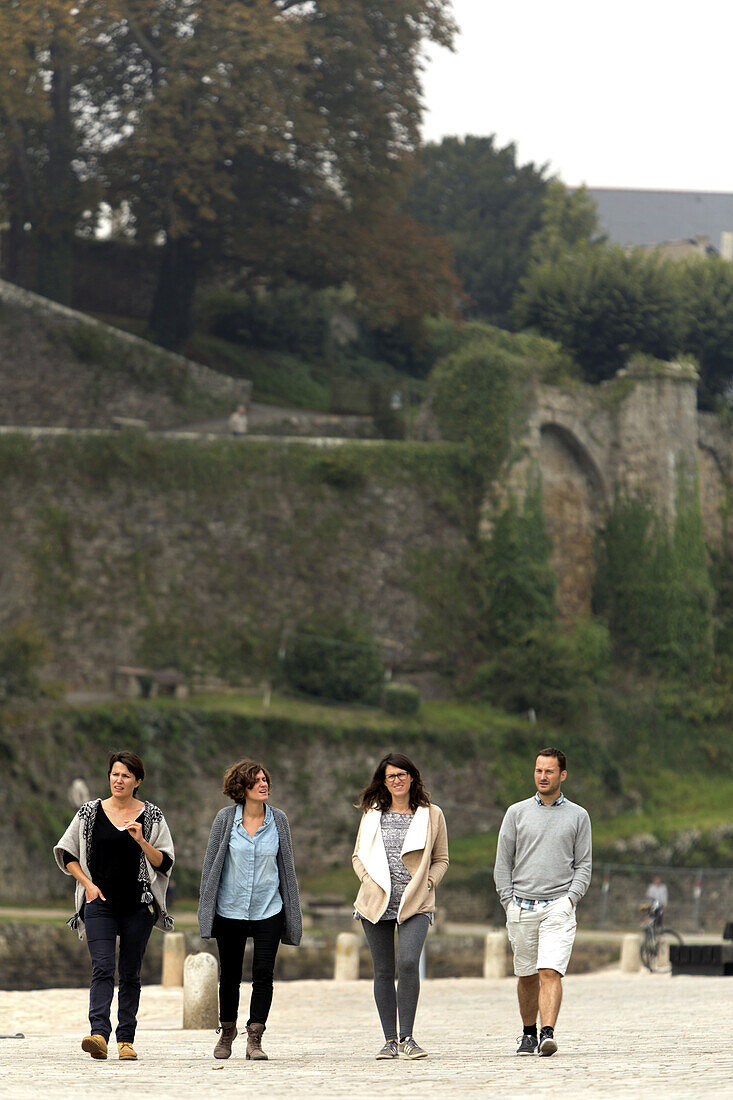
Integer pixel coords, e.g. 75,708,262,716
677,258,733,403
109,0,457,346
1,2,457,345
527,180,601,264
515,245,684,381
406,135,549,325
0,1,119,302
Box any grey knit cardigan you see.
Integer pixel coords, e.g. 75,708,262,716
198,805,302,945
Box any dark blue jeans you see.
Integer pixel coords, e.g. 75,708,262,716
213,909,284,1024
84,898,155,1042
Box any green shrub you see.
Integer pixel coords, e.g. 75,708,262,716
197,284,332,358
467,625,589,724
281,622,385,704
309,451,367,491
594,480,714,681
572,619,613,679
0,622,48,702
428,338,533,480
383,681,420,716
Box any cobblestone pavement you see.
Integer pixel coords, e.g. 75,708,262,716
1,972,732,1099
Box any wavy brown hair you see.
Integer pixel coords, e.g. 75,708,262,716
357,753,430,813
222,759,272,804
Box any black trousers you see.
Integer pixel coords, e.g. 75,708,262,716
213,909,284,1025
84,898,155,1042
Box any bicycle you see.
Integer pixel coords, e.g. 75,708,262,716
639,901,683,973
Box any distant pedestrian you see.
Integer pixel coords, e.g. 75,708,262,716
228,404,248,436
352,752,449,1060
644,875,669,923
54,750,174,1062
493,747,592,1058
198,759,302,1062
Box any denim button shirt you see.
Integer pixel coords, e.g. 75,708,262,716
215,803,283,921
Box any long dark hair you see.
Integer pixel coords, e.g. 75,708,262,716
357,752,431,813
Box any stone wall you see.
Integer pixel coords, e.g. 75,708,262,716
0,278,250,428
0,434,465,686
521,361,733,618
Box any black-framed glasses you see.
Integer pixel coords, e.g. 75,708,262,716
384,771,409,784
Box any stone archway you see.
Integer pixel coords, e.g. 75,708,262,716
539,423,607,621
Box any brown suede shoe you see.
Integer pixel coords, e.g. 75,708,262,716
81,1034,108,1060
245,1022,268,1061
118,1042,138,1060
213,1022,238,1059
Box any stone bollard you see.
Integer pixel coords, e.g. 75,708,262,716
183,953,219,1029
483,931,508,979
619,933,642,973
334,932,360,980
161,932,186,987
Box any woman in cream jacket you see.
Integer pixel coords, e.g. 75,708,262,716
352,752,449,1060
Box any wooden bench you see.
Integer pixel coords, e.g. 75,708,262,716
114,665,189,699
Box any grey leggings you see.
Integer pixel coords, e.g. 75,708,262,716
361,914,430,1041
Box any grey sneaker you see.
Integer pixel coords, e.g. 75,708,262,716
516,1033,538,1055
399,1037,428,1059
538,1028,558,1056
376,1039,399,1059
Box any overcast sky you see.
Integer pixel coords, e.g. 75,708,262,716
421,0,732,193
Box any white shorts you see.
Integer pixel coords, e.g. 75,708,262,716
505,896,577,977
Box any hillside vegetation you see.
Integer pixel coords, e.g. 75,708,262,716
3,685,732,920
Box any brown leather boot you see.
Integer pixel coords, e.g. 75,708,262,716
81,1034,108,1060
245,1022,268,1061
213,1022,238,1059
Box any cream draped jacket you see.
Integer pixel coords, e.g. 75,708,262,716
351,803,449,924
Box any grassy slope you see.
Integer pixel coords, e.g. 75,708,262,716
181,690,733,900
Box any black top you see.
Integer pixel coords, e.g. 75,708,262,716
63,808,172,912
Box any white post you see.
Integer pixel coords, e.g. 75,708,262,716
334,932,360,980
620,933,643,973
183,953,219,1029
161,932,186,987
483,931,508,979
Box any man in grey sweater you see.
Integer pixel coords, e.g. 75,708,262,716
493,747,592,1057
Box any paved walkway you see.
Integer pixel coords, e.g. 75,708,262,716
1,973,732,1098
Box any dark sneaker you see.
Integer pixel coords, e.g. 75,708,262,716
376,1040,399,1059
399,1037,428,1059
538,1028,558,1056
516,1033,538,1055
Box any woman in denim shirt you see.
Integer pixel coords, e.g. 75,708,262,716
198,758,301,1062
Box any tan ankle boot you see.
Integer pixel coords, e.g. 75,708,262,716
213,1022,238,1059
117,1041,138,1060
245,1022,268,1061
81,1034,108,1060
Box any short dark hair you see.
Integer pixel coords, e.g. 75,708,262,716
108,750,145,788
222,759,271,804
357,752,431,813
537,747,567,773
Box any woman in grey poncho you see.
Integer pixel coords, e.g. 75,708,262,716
54,750,174,1062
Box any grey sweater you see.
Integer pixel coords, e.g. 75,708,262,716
493,795,592,909
198,805,302,945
